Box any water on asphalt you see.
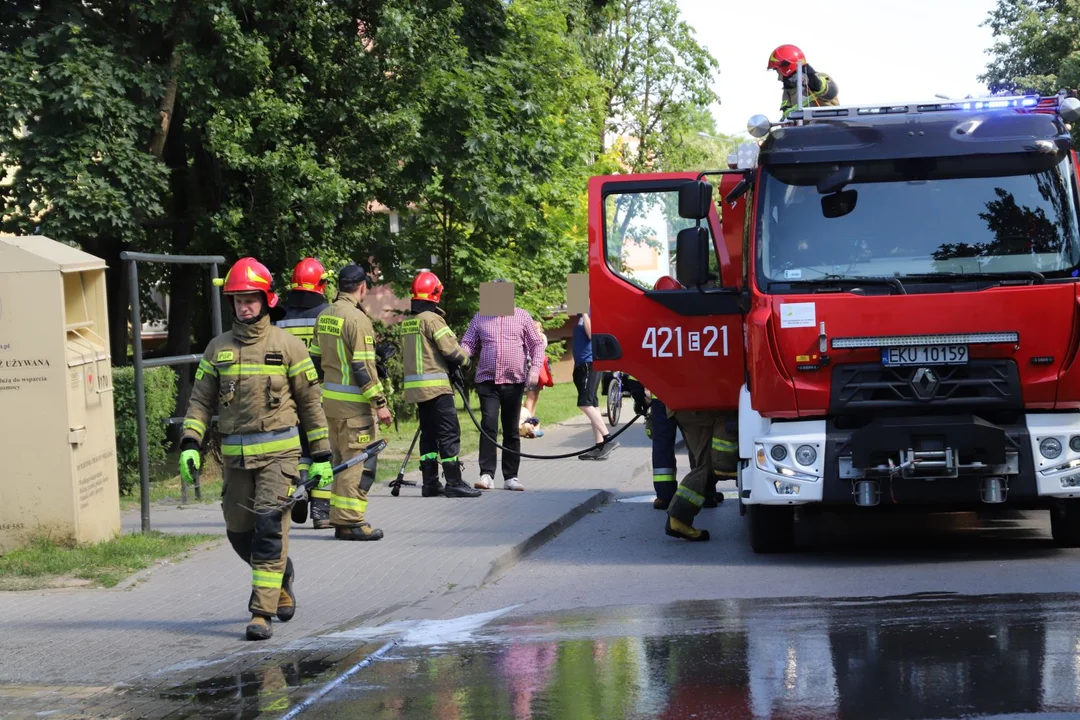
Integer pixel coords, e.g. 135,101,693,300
144,592,1080,719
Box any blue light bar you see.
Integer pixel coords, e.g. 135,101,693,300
785,94,1063,124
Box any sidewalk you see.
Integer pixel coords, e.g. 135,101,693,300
0,403,655,714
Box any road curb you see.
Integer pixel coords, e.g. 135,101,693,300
481,489,613,588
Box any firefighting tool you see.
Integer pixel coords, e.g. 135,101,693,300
389,426,422,497
237,439,388,517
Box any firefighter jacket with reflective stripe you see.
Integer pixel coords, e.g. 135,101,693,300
182,314,330,468
781,70,839,116
401,308,470,404
276,295,329,355
315,293,387,418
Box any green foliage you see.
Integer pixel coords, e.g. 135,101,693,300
586,0,720,172
0,0,721,358
982,0,1080,95
112,366,177,496
0,16,168,247
370,315,414,423
982,1,1080,144
386,0,600,331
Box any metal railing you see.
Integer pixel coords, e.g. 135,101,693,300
121,251,226,532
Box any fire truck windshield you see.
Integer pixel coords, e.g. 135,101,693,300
758,152,1080,289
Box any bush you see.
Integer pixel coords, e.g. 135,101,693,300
371,317,416,422
113,366,177,496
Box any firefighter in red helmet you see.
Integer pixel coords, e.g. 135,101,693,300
400,271,480,498
180,257,332,640
275,257,333,528
767,44,839,118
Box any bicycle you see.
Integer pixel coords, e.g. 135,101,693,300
606,370,624,426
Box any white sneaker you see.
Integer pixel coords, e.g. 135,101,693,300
475,474,494,490
504,478,525,491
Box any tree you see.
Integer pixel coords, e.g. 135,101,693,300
982,0,1080,94
0,3,172,361
585,0,719,172
388,0,601,330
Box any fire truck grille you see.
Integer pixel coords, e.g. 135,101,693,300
829,360,1021,414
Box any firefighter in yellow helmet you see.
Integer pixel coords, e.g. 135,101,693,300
315,263,393,540
179,257,333,640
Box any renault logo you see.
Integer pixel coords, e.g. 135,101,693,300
911,367,939,399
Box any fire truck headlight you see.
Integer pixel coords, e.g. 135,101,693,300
1069,436,1080,453
770,445,788,462
795,445,818,467
1040,437,1063,460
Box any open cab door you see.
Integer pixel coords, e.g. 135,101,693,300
587,172,747,412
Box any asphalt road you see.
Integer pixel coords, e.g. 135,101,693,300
451,489,1080,614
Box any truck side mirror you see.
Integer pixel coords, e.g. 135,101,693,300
678,180,712,220
675,226,710,287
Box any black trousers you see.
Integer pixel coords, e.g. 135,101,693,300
417,393,462,463
476,381,525,479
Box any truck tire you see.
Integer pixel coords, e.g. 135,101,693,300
1051,501,1080,547
748,505,795,554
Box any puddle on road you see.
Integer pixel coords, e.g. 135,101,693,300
36,593,1080,718
309,593,1080,720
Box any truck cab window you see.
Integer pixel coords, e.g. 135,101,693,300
758,153,1080,289
603,189,720,289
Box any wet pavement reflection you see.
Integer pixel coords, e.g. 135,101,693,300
304,593,1080,720
65,592,1080,718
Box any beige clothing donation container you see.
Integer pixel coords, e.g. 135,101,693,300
0,236,120,551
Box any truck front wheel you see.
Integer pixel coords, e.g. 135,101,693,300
1051,500,1080,547
748,505,795,554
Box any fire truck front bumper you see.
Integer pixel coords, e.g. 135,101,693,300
739,414,1080,508
740,420,826,506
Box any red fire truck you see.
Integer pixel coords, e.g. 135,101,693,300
588,93,1080,553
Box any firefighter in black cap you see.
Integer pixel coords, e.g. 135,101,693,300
314,263,392,541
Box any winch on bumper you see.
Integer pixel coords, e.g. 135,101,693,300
740,414,1080,508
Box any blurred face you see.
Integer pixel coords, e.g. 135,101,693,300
232,293,263,321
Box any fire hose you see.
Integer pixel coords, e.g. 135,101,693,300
452,381,645,460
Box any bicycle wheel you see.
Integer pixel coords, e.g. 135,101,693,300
607,378,622,425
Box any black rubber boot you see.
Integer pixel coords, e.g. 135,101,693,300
311,498,331,529
420,459,445,497
246,614,273,641
335,523,384,541
277,558,296,622
443,462,482,498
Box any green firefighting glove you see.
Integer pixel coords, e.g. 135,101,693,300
309,457,334,489
179,449,201,484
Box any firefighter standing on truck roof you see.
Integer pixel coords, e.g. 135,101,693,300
276,257,333,529
179,257,333,640
666,410,737,541
767,44,839,118
316,263,392,541
401,271,482,499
